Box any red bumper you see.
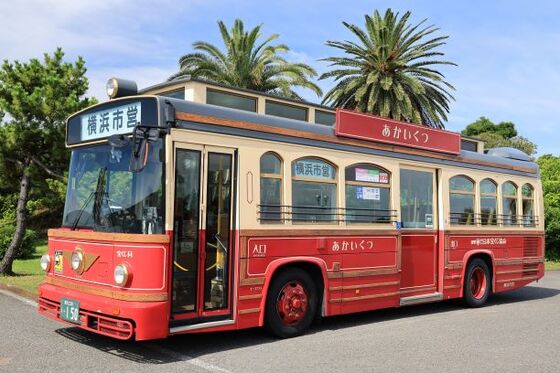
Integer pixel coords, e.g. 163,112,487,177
38,283,169,341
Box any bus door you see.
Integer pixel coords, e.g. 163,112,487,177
171,143,236,322
399,167,440,302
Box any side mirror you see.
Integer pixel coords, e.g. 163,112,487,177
129,125,165,172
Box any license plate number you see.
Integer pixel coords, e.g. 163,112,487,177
60,298,81,324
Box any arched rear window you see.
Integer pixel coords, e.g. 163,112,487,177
522,183,535,227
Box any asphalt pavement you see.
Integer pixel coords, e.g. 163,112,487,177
1,272,560,372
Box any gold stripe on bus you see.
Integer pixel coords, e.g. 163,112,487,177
48,229,170,244
45,277,168,302
238,308,260,315
329,280,400,292
327,267,399,279
239,294,263,301
329,291,399,303
496,276,540,284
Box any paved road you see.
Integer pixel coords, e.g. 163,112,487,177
1,272,560,373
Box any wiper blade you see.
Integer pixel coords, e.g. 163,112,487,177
70,167,107,231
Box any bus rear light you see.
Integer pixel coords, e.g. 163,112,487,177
40,254,51,272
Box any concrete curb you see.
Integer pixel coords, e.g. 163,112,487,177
0,283,38,301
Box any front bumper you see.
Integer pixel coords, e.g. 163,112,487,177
38,282,169,340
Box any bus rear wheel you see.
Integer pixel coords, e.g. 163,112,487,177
265,268,317,338
463,258,491,307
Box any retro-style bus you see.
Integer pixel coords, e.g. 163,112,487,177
38,78,544,340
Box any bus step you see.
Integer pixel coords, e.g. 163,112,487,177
400,292,443,306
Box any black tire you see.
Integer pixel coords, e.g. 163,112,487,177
463,258,491,308
265,268,318,338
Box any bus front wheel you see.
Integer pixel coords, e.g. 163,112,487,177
463,258,491,307
265,268,317,338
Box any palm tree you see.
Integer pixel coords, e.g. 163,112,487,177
170,19,322,99
320,9,456,128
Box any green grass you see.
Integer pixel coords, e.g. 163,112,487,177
546,260,560,271
0,240,47,296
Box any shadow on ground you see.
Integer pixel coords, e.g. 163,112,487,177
54,283,560,365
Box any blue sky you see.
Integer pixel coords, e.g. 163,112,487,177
1,0,559,155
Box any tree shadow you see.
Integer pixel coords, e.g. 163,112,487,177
53,283,560,365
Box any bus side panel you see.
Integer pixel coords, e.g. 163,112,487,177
443,233,545,299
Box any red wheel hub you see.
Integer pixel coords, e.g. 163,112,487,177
470,267,487,299
276,281,308,326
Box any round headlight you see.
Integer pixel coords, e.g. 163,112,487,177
114,264,129,286
106,78,118,98
40,254,51,272
71,250,84,274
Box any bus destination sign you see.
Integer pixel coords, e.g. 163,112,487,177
335,109,461,155
79,101,141,142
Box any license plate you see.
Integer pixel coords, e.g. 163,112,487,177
60,298,81,324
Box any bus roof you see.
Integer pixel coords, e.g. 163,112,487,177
161,96,539,178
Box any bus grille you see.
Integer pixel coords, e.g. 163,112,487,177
38,297,134,340
523,237,539,257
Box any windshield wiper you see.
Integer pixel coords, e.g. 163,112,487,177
70,167,107,231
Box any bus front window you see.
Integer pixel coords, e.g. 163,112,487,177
62,140,164,234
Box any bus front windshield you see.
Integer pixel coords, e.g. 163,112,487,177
62,140,164,234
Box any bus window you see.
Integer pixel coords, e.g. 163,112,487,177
502,181,518,225
522,183,535,227
345,163,391,223
400,169,434,228
480,179,498,226
291,158,337,223
260,152,283,223
449,175,475,225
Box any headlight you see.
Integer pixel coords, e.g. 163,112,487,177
114,264,129,286
71,250,84,274
40,254,51,272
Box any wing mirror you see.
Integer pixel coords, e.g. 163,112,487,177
129,125,166,172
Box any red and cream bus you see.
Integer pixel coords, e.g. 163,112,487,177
38,78,544,340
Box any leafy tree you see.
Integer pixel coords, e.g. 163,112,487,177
169,19,322,99
462,117,537,156
537,154,560,260
320,9,456,129
0,48,95,275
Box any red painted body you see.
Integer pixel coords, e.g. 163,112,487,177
38,227,544,340
335,109,461,154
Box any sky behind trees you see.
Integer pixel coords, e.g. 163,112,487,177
1,0,559,155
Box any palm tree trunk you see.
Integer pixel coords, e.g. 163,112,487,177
0,160,31,275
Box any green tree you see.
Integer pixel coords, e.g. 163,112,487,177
320,9,456,129
169,19,322,99
462,117,537,156
537,154,560,260
0,48,95,275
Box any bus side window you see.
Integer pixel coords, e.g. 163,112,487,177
344,163,391,223
480,179,498,226
522,183,535,227
291,157,337,223
449,175,475,225
502,181,518,226
259,152,283,223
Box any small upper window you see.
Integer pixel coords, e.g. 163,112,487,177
260,153,283,223
522,183,535,227
207,89,257,112
480,179,497,226
266,100,308,121
449,175,475,225
315,110,336,126
502,181,518,225
345,164,392,223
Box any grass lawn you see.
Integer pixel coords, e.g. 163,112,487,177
546,260,560,271
0,240,47,297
